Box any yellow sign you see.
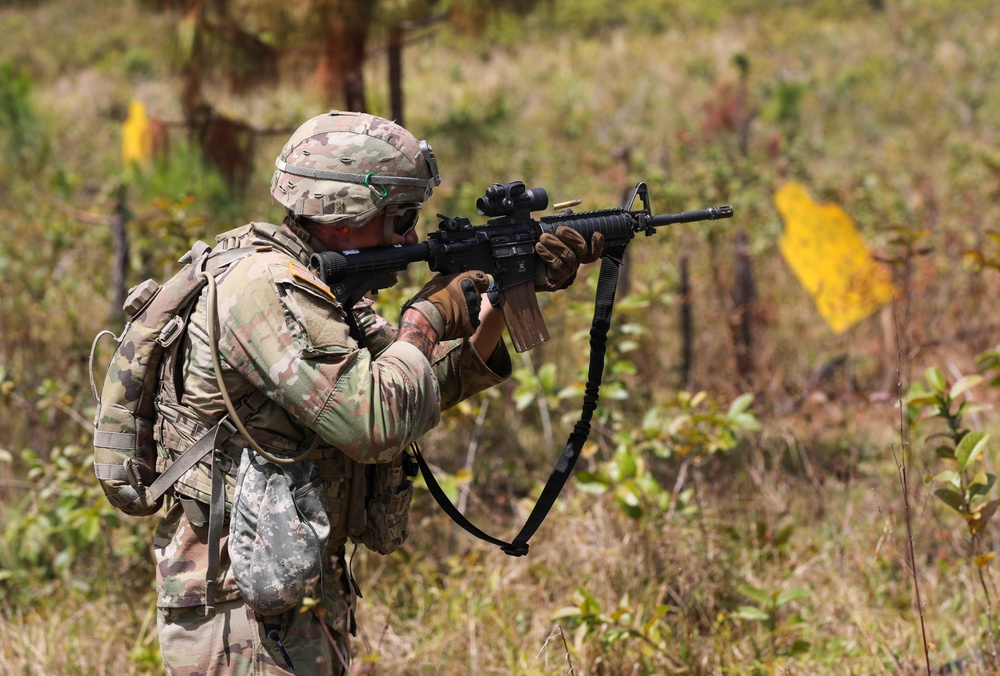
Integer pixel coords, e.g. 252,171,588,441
775,182,895,333
122,100,152,169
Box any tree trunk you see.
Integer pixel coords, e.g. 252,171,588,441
318,3,372,111
111,187,130,319
731,230,756,382
679,254,693,390
388,24,404,125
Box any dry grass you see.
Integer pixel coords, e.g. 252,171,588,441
1,593,160,675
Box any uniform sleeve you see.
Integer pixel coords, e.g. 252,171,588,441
216,257,441,464
430,339,511,411
353,297,512,411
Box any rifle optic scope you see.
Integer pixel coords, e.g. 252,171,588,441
477,181,548,217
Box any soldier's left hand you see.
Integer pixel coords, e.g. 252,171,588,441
534,226,604,292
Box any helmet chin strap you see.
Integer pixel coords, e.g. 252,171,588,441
381,216,395,246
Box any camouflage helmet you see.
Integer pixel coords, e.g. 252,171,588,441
270,110,441,228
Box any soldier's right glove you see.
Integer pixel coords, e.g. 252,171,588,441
402,271,490,341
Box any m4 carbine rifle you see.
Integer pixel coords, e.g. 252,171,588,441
312,180,733,556
312,180,732,352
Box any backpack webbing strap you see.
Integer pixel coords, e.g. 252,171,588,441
144,421,236,506
205,245,259,275
93,456,145,510
205,431,227,614
417,248,626,556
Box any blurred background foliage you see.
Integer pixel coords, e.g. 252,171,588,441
3,0,1000,673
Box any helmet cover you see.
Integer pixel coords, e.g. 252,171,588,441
271,110,441,227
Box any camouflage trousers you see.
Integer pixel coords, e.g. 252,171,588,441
157,598,350,675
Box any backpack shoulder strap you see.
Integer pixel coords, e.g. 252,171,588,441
151,242,261,614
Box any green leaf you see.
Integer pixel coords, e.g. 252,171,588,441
615,483,642,508
967,472,996,501
79,513,101,543
610,359,637,376
950,374,983,399
956,431,990,471
574,472,610,495
977,353,1000,370
733,605,770,622
642,605,670,634
727,392,754,417
787,639,812,656
774,525,796,547
732,412,762,431
514,392,536,411
557,384,584,400
969,500,1000,534
616,496,643,520
935,444,957,460
738,585,772,607
903,393,938,408
935,487,966,514
925,366,948,393
551,606,583,621
642,407,662,432
614,448,639,478
775,588,810,607
602,382,630,400
934,469,961,488
538,362,557,393
576,588,601,615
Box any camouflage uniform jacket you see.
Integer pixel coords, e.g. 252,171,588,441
153,221,512,610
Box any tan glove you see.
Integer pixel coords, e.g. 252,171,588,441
402,271,490,341
534,226,605,291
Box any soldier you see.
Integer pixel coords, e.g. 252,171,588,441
152,110,601,674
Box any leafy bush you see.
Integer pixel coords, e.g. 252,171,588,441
0,444,153,610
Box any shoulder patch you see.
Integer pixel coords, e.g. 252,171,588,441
288,261,338,304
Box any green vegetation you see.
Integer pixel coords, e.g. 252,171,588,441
4,0,1000,672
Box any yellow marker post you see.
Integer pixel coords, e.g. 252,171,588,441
122,100,152,170
775,182,895,333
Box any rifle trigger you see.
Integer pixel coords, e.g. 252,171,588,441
487,283,502,309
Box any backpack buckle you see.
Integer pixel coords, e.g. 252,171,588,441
157,315,185,347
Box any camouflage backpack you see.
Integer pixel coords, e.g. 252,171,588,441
89,242,257,516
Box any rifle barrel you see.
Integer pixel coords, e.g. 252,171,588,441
649,205,733,227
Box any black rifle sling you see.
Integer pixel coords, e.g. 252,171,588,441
414,246,626,556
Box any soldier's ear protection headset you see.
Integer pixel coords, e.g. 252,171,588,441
378,142,439,243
